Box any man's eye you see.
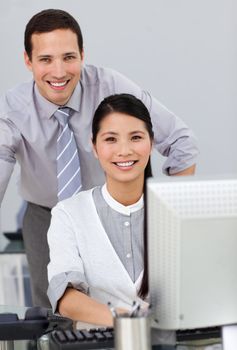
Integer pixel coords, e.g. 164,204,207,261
65,56,76,61
40,58,51,63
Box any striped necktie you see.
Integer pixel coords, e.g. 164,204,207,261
54,107,82,201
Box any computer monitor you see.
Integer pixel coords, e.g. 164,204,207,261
147,176,237,330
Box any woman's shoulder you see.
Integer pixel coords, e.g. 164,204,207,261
53,186,102,213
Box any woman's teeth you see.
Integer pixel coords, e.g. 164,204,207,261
116,161,135,167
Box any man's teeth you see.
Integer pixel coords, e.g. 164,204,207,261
50,81,67,87
116,161,135,167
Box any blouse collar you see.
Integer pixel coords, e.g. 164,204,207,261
101,184,144,216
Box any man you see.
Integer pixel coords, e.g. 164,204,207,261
0,9,198,307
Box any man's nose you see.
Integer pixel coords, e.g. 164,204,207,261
51,60,66,78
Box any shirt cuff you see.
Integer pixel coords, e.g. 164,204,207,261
162,151,199,175
47,271,89,313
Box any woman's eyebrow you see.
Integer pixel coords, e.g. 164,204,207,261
100,131,118,137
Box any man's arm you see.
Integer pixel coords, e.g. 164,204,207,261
170,164,196,176
145,94,199,175
108,68,199,174
0,159,15,205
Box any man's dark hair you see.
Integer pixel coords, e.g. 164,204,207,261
24,9,83,60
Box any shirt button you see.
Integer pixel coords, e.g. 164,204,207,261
124,221,130,227
126,253,131,258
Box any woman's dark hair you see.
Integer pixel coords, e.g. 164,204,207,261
92,93,153,298
92,93,154,143
24,9,83,60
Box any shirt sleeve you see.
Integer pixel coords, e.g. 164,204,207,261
47,203,89,312
109,69,199,174
0,159,15,205
0,118,18,205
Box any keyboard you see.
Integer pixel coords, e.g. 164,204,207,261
48,325,221,350
49,327,114,350
176,326,221,341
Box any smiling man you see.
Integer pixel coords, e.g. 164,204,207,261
24,28,84,106
0,9,198,307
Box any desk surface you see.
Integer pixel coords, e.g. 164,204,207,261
0,305,26,316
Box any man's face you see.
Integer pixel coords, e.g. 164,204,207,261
24,29,84,106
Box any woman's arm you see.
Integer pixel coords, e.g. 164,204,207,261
48,201,127,326
58,288,125,327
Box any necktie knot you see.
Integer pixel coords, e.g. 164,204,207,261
54,107,71,127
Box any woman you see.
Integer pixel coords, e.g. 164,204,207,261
47,93,154,326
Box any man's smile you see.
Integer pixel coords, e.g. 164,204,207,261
47,80,70,89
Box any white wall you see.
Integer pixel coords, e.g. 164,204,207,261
1,0,236,231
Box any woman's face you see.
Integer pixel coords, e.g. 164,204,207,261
93,112,153,188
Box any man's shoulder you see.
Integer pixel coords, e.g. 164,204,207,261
81,64,126,85
80,64,142,98
0,80,34,114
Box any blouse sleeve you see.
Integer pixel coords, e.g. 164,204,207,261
47,203,89,312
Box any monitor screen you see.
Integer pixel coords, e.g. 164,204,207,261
147,176,237,330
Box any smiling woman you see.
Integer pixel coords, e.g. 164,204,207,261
47,93,154,326
91,95,153,206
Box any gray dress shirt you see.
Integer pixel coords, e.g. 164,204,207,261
0,64,198,208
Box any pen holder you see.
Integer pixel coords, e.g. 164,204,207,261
114,315,151,350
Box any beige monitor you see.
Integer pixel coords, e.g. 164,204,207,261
147,176,237,330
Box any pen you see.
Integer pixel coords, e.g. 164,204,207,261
130,301,140,317
107,301,118,318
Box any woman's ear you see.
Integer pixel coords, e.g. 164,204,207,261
91,140,99,159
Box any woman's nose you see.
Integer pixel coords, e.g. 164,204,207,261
116,141,133,156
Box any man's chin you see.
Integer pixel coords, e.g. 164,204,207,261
45,91,71,105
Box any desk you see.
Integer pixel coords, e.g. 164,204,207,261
0,305,222,350
0,235,32,306
0,305,28,350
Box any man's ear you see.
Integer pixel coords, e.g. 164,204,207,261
91,140,99,159
24,51,33,71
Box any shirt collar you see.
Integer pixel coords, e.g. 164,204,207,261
101,184,144,216
34,82,82,119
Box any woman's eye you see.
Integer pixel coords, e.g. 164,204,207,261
132,135,142,141
105,137,116,142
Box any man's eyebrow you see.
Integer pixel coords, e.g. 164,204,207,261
37,52,79,58
63,51,79,56
37,54,52,58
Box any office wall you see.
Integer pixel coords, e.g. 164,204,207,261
0,0,236,231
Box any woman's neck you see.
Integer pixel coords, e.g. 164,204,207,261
106,177,144,206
